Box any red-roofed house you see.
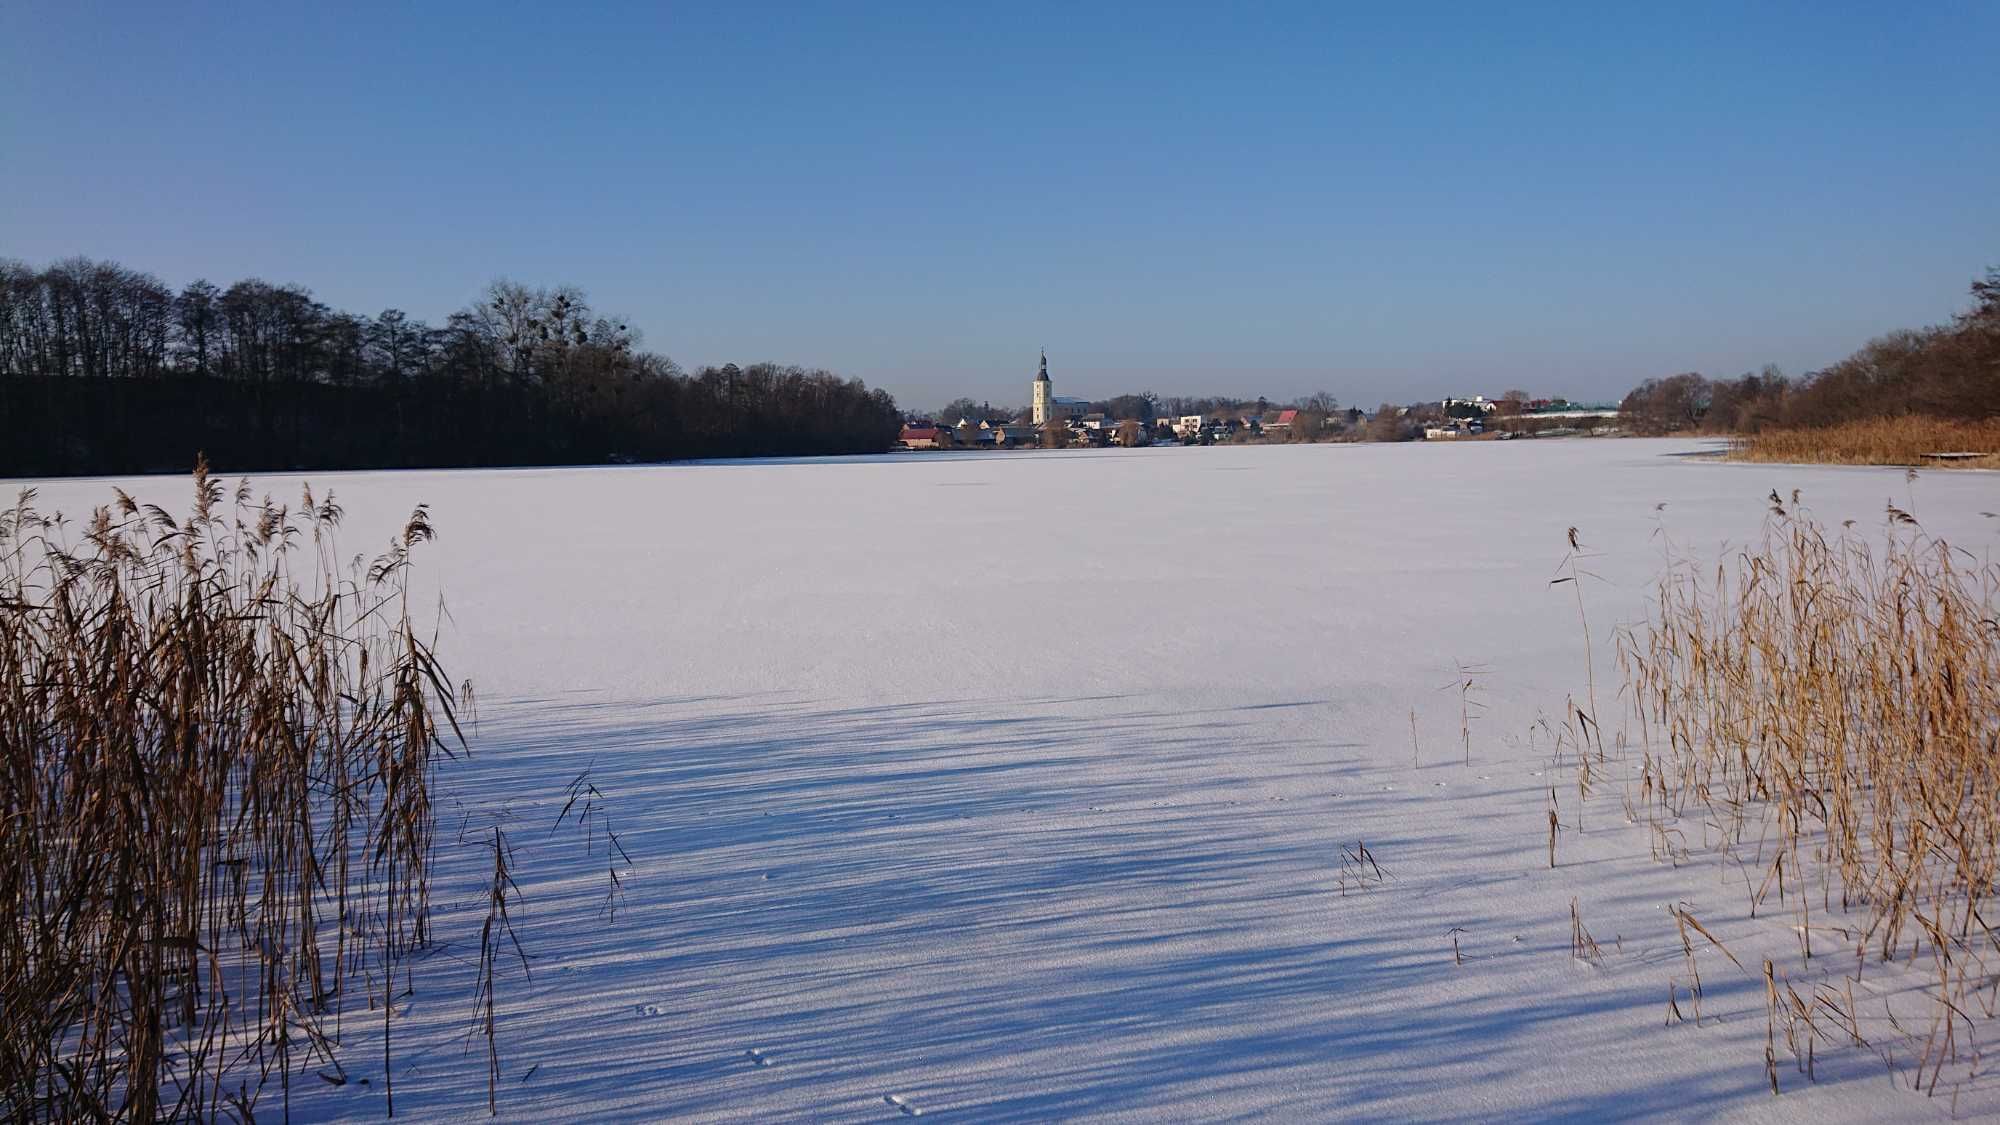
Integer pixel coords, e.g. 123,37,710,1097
898,423,953,450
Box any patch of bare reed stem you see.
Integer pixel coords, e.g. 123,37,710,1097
1621,500,1999,1094
0,460,465,1120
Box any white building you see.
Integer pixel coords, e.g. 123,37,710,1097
1442,396,1497,414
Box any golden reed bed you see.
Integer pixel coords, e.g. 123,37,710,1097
1618,507,2000,1094
1729,417,2000,469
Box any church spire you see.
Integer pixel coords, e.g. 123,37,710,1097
1031,348,1054,424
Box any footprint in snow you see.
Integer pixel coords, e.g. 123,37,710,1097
884,1093,922,1116
636,1004,664,1018
745,1048,771,1067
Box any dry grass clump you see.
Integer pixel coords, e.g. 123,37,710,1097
1729,417,2000,468
0,460,465,1120
1621,500,2000,1092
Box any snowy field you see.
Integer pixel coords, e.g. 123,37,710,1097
18,439,2000,1122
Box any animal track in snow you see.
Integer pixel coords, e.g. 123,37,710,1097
884,1092,922,1116
744,1048,771,1067
636,1003,664,1018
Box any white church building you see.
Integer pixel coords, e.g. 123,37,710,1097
1030,350,1090,425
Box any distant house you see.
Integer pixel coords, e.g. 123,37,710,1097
1175,415,1206,438
898,423,953,450
1424,419,1485,440
987,423,1039,448
1264,408,1299,434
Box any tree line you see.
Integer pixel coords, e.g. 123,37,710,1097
0,257,904,477
1620,269,2000,435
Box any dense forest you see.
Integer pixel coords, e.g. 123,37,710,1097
0,257,904,477
1619,269,2000,434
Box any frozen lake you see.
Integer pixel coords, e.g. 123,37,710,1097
17,439,1999,1121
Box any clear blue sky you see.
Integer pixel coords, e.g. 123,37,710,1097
4,2,1995,411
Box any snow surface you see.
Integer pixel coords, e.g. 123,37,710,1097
17,439,2000,1122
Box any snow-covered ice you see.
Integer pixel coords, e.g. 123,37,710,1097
16,439,2000,1121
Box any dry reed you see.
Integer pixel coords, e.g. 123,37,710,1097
1729,417,2000,469
470,827,527,1117
0,461,467,1120
1569,899,1604,966
1336,842,1388,895
1621,500,1999,1090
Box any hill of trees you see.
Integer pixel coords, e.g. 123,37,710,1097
1620,269,1999,435
0,257,904,477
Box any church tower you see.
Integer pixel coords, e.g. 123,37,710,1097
1032,349,1053,425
